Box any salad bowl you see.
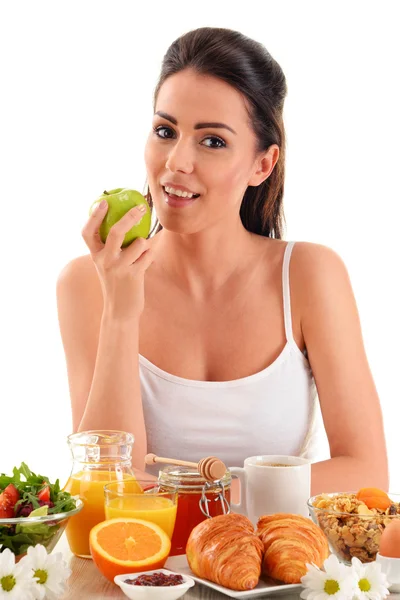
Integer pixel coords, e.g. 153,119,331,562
0,462,82,559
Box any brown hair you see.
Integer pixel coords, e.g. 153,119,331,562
145,27,288,239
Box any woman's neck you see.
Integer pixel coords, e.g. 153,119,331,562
153,219,260,301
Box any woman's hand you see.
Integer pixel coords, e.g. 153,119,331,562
81,200,157,320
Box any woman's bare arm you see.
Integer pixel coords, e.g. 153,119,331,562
57,256,148,469
292,242,389,494
57,202,156,470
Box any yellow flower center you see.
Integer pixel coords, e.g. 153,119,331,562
34,569,48,585
359,578,372,592
324,579,340,594
1,575,16,592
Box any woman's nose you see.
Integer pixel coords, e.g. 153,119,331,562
165,138,194,173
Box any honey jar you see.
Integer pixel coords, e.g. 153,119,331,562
158,466,231,556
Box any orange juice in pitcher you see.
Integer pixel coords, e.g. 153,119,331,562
64,430,135,558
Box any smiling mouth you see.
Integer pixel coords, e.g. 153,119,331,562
162,186,200,199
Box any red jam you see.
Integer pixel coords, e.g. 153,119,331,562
170,487,231,555
125,573,184,586
158,467,232,557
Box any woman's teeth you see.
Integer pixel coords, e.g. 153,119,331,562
164,186,200,199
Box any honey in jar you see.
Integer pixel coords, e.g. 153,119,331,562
158,466,231,556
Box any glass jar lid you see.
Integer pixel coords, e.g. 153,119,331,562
158,465,231,491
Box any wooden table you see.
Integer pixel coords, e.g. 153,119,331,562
55,535,400,599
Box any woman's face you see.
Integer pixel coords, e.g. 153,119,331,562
144,68,278,234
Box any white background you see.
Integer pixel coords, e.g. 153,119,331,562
0,1,399,490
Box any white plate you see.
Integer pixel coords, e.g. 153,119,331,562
165,555,302,598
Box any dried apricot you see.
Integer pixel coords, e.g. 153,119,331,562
356,487,391,511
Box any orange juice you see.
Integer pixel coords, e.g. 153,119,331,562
64,471,138,557
105,495,177,539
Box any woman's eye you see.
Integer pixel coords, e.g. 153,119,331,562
153,126,174,139
202,136,226,149
153,126,226,149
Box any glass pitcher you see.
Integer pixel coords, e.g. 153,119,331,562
63,430,135,558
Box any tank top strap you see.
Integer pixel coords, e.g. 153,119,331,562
282,241,296,344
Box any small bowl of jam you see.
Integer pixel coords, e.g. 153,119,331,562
114,568,195,600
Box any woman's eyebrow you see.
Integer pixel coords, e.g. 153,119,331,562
154,110,237,135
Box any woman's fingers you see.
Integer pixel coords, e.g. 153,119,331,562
105,205,148,256
116,237,149,267
81,200,108,254
118,229,162,267
131,245,155,275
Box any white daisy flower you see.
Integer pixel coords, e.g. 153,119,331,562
0,548,36,600
300,554,356,599
351,556,390,600
19,544,71,600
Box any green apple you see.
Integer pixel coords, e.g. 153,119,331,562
89,188,151,248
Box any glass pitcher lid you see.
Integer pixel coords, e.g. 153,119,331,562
67,430,134,464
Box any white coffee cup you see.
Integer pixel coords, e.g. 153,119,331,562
229,455,311,526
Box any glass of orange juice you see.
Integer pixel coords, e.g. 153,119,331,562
104,480,178,539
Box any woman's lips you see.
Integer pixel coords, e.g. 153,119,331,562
162,187,199,208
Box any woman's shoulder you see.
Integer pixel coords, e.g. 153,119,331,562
258,236,352,307
290,240,347,273
288,241,353,311
291,241,347,281
56,254,99,297
258,236,348,277
56,254,103,331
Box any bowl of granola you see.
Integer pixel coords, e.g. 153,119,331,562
307,489,400,564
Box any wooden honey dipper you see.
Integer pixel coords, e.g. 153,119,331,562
145,453,227,482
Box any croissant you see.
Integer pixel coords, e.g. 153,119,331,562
186,513,263,591
256,513,329,584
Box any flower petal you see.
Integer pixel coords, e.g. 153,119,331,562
26,544,48,569
324,554,350,581
0,549,16,578
302,572,326,591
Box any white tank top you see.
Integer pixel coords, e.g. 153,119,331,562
140,241,330,476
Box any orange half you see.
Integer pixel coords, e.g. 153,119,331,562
89,518,171,582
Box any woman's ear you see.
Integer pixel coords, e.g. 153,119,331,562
248,144,280,186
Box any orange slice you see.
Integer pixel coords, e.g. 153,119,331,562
89,518,171,582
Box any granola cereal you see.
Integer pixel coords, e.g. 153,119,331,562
310,492,400,563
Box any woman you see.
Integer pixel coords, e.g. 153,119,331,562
57,27,388,494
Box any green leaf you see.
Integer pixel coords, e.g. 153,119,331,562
0,532,35,554
0,475,13,490
50,494,76,514
52,479,60,498
12,467,20,484
23,492,40,509
19,463,33,480
16,523,49,535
